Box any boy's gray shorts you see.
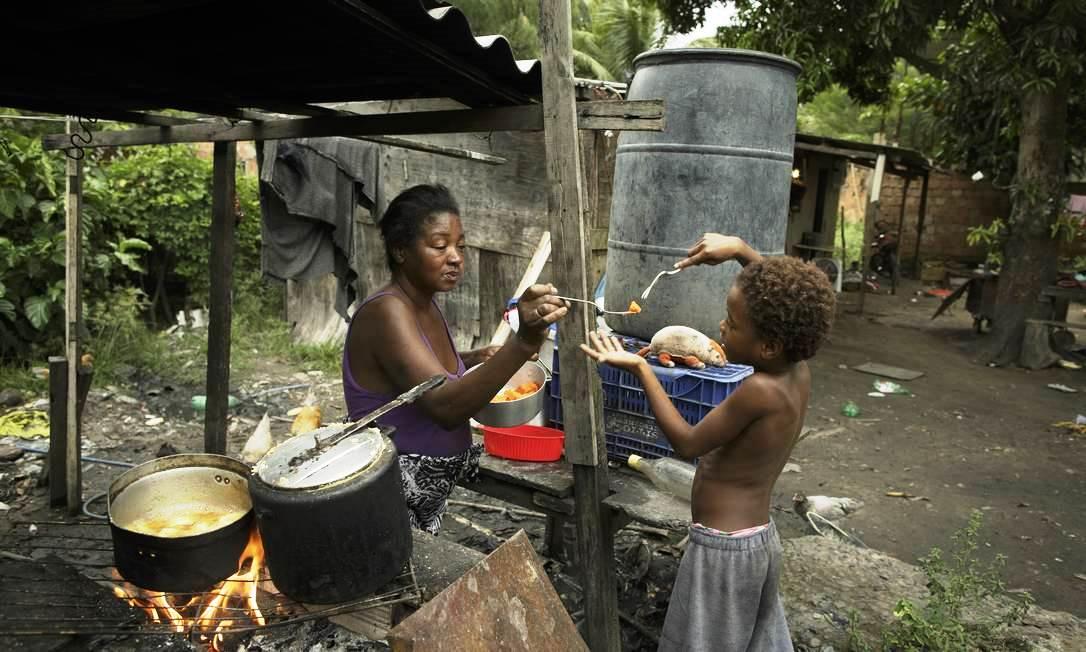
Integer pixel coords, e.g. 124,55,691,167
659,521,793,651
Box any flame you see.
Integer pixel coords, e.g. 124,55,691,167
112,528,267,651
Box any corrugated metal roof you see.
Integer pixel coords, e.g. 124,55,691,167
1,0,543,120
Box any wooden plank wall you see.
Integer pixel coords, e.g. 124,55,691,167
290,98,618,351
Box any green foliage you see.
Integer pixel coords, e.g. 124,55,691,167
589,0,667,81
798,85,884,143
835,216,865,269
796,63,938,151
659,1,1086,180
0,127,150,357
885,511,1032,650
84,287,176,384
653,0,714,34
0,364,45,397
84,144,214,298
966,218,1007,267
849,511,1033,651
455,0,665,81
0,129,64,356
1050,209,1086,244
1,117,265,359
452,0,542,61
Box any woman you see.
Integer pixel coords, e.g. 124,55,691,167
343,184,568,534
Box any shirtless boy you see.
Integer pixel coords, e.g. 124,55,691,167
581,233,836,651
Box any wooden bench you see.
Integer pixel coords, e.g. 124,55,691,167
1020,286,1086,368
464,436,690,562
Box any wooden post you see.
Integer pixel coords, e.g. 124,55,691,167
48,356,68,507
891,175,911,295
64,122,83,515
538,2,620,650
204,142,237,454
857,153,886,314
912,170,930,277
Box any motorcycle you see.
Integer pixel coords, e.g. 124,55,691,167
869,221,898,280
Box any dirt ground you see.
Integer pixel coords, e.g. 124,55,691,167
2,278,1084,649
788,281,1086,618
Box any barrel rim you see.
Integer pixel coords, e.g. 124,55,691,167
632,48,801,75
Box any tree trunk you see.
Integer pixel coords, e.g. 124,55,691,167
980,82,1068,366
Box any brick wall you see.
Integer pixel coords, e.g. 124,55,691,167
877,170,1010,265
193,141,259,177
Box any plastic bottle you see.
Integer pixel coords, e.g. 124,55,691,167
627,454,695,502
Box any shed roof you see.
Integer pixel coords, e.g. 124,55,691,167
794,133,930,174
3,0,542,120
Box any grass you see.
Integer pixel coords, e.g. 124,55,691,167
0,283,342,397
834,216,866,270
228,289,342,380
847,511,1033,652
0,364,46,397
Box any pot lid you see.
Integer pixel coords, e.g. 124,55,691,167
254,423,388,490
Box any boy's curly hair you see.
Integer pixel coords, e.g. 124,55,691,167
736,257,836,362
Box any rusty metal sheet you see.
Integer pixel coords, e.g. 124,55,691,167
387,530,587,652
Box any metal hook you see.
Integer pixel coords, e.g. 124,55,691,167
64,116,98,160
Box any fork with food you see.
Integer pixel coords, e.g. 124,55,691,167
555,296,643,316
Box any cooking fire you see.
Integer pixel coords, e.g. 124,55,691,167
112,528,268,651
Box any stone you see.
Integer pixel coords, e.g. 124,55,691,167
779,536,1086,650
0,445,24,462
0,389,24,408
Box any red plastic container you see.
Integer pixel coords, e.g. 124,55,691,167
482,425,565,462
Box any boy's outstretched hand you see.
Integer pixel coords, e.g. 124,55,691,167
673,233,762,269
580,331,647,372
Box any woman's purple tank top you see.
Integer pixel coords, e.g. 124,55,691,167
342,290,471,457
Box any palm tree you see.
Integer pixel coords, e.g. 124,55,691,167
452,0,665,83
451,0,542,62
590,0,666,82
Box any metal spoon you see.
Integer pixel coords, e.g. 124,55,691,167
640,268,682,300
555,296,638,316
284,374,447,473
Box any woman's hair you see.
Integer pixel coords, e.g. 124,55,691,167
379,184,460,269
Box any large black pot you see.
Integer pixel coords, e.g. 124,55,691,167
248,424,412,604
108,454,254,592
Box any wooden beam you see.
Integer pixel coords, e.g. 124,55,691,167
857,153,887,314
366,135,507,165
41,101,665,151
248,103,510,164
576,100,666,131
0,96,195,127
48,356,68,508
64,121,83,515
203,142,237,455
539,1,619,651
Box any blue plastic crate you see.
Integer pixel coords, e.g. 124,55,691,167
547,336,753,461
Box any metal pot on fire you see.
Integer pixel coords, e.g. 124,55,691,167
248,422,412,604
107,454,254,592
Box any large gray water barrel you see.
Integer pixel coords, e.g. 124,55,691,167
604,49,801,341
